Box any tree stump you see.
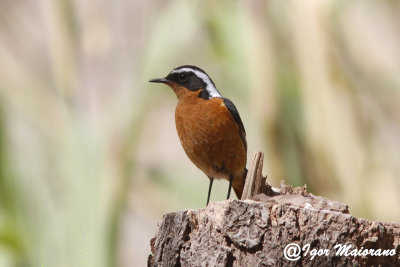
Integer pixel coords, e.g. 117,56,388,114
148,152,400,266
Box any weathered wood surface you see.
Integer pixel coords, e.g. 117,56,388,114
148,152,400,266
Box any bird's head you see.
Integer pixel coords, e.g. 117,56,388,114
149,65,222,100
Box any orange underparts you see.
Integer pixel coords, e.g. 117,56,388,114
171,84,246,198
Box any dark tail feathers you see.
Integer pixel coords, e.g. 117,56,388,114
233,168,248,199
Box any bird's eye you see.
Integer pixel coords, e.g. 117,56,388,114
178,73,187,82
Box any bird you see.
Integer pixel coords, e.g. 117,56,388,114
149,65,247,205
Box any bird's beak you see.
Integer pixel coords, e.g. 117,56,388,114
149,77,168,83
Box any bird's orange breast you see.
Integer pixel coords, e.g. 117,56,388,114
174,87,246,182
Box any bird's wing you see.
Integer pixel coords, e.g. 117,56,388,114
223,98,247,153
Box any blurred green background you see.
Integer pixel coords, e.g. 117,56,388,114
1,0,400,266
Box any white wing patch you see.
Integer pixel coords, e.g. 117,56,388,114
171,68,222,98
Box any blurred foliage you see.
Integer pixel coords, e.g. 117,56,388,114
0,0,399,266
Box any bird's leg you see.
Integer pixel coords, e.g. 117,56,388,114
206,177,214,206
227,175,233,199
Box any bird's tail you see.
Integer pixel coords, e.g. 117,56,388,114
233,168,247,199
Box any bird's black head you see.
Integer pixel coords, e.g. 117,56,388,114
149,65,221,99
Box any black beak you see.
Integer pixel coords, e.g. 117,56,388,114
149,77,168,83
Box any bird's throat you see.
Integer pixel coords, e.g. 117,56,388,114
169,84,202,102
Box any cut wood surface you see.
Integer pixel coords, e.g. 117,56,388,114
148,152,400,267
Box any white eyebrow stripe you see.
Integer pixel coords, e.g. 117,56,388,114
171,68,222,98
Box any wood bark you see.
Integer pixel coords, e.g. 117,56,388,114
148,152,400,266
